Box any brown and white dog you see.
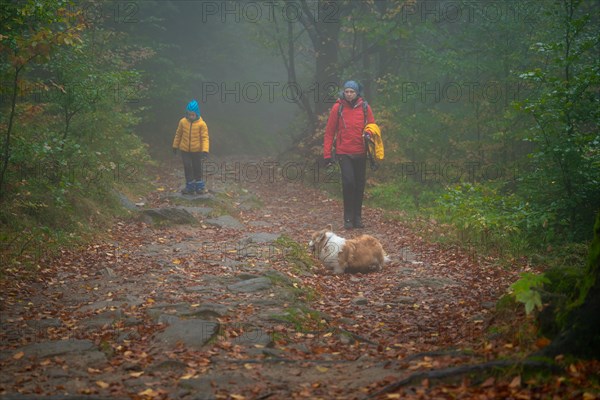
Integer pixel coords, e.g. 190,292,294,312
309,225,390,274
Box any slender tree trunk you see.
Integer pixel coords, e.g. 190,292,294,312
313,19,340,116
298,0,342,118
0,65,23,198
287,19,316,132
361,32,372,101
63,108,71,140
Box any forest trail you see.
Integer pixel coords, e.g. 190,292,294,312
0,159,537,399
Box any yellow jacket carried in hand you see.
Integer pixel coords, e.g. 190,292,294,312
173,117,209,153
364,123,384,161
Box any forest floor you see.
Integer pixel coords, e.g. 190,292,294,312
1,158,598,400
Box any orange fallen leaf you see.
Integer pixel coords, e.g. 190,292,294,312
535,337,551,348
569,364,579,375
509,375,521,388
480,377,495,387
13,351,24,360
138,388,160,397
96,380,110,389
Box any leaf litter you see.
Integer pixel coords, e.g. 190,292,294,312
0,163,598,399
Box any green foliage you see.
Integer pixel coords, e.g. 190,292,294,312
275,235,317,275
0,1,152,271
537,212,599,339
568,211,600,311
367,179,441,215
273,306,327,334
428,183,533,258
513,0,600,241
541,262,586,332
434,183,527,233
335,0,599,254
0,0,86,195
510,272,551,315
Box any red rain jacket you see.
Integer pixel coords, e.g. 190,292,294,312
323,97,375,159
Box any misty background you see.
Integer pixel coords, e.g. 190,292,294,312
126,1,301,156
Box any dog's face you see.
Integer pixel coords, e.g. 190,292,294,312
309,224,333,256
309,225,348,273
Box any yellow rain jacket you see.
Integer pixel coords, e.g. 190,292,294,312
364,123,384,160
173,117,209,153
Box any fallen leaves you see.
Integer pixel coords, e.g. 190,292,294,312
1,166,598,400
95,380,110,389
509,375,521,388
137,388,161,398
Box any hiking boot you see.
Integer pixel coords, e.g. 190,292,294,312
181,182,195,195
194,180,207,194
344,219,353,229
354,217,364,229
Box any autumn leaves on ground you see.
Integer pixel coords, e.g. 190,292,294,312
0,161,597,400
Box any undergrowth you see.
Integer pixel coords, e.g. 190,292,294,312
0,175,151,278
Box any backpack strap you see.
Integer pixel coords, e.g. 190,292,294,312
331,103,344,161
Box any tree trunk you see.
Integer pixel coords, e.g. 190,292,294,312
298,0,342,118
313,20,340,116
286,19,316,132
0,65,22,197
540,211,600,359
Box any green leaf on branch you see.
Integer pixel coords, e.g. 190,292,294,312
509,272,550,315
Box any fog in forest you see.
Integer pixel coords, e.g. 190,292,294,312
1,2,600,396
2,0,599,248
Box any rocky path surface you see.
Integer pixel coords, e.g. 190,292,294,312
0,160,525,399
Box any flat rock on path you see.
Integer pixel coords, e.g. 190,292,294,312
227,276,273,293
204,214,244,229
141,207,197,224
239,232,281,244
8,339,95,359
154,317,220,349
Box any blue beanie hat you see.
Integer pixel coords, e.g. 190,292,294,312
343,80,360,93
186,100,200,117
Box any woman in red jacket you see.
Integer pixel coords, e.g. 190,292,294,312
323,81,375,229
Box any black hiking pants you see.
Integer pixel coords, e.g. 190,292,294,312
338,154,367,224
181,151,203,183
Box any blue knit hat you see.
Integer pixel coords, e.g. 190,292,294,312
186,100,200,117
343,80,360,93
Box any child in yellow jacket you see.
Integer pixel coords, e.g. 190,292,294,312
172,100,210,194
